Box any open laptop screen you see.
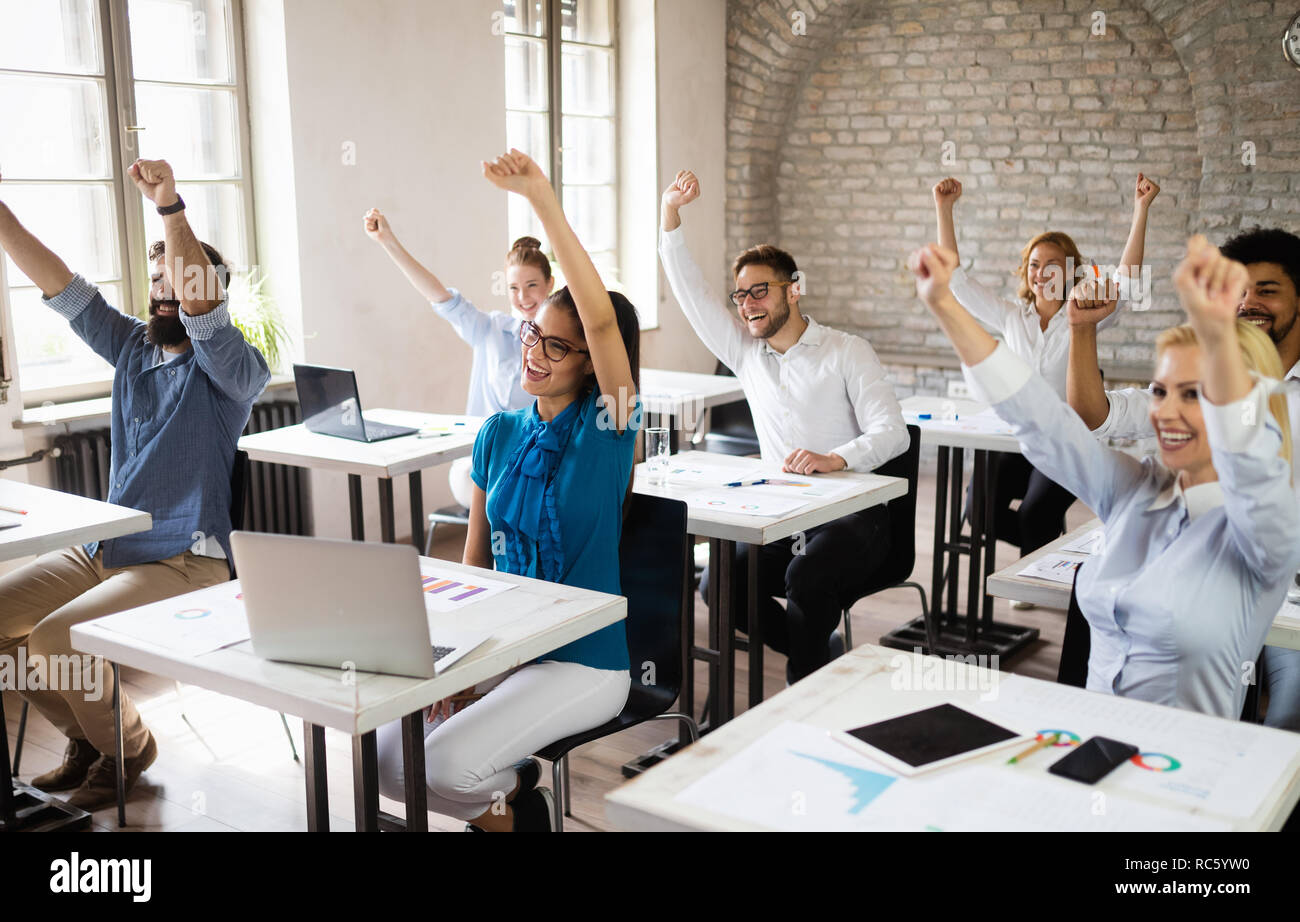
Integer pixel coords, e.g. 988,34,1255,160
294,364,365,439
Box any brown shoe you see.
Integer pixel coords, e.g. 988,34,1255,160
66,731,158,811
31,737,101,791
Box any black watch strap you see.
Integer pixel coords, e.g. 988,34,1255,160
157,195,185,216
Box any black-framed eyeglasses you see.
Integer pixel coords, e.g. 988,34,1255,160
729,280,793,307
519,319,589,362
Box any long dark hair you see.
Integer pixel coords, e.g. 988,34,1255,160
544,285,641,396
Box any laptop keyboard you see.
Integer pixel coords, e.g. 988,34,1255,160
432,645,457,663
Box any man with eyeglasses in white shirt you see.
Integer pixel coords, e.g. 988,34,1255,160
658,169,909,683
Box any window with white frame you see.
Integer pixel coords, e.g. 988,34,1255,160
504,0,619,284
0,0,254,399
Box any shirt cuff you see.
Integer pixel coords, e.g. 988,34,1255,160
659,225,687,252
179,299,232,341
42,274,99,320
961,342,1032,406
1092,392,1124,437
830,440,865,473
431,287,463,312
1200,372,1282,454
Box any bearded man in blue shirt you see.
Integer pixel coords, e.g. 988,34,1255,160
0,159,270,809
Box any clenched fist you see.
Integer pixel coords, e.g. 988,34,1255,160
128,159,178,207
663,170,700,210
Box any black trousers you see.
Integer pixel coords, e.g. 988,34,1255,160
968,453,1075,558
700,506,890,683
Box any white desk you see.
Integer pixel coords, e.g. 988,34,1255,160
606,644,1300,831
70,556,625,831
0,479,153,832
237,410,482,548
897,395,1036,660
988,518,1300,653
640,368,747,453
633,450,907,725
0,479,152,564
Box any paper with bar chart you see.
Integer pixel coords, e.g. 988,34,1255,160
417,563,517,613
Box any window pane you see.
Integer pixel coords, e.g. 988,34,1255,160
561,0,612,45
128,0,234,84
508,196,546,255
1,183,119,285
142,181,245,269
560,43,612,117
505,36,548,111
560,116,613,184
562,184,615,252
0,0,101,75
133,84,239,178
11,283,121,392
504,0,546,37
506,110,550,177
0,75,109,178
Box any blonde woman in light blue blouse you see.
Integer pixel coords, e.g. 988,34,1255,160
909,234,1300,721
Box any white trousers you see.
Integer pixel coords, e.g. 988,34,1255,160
376,660,630,821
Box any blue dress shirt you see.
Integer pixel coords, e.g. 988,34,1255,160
432,288,532,417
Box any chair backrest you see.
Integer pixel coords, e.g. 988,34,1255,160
868,424,921,586
228,449,250,578
618,493,689,709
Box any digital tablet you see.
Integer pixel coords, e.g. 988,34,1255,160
830,703,1031,776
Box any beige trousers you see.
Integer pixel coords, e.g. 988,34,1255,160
0,546,229,758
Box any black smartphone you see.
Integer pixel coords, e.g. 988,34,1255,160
1048,736,1138,784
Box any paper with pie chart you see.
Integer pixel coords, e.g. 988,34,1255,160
684,489,809,518
92,580,250,657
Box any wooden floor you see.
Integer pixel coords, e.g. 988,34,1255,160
5,467,1093,832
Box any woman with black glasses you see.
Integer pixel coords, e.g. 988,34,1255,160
375,149,641,831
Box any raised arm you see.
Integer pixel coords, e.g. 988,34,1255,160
1176,236,1253,408
1115,173,1159,283
363,208,452,303
129,159,224,315
0,174,74,297
932,177,961,262
1066,284,1122,430
482,149,637,430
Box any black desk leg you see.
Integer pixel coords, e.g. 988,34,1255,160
352,731,379,832
303,723,329,832
348,474,365,541
747,545,763,708
947,447,964,623
981,451,999,626
113,663,126,828
717,540,735,724
408,472,425,552
667,412,680,455
401,712,428,832
930,445,950,641
0,691,15,828
966,451,986,647
705,538,721,728
378,479,396,544
680,535,695,748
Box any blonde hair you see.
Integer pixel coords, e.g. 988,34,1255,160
1155,320,1292,468
1014,231,1084,306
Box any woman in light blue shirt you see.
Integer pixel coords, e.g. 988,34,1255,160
364,209,551,505
909,234,1300,721
375,149,641,831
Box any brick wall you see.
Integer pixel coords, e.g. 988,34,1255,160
724,0,1300,377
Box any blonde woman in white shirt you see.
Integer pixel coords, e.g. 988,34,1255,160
931,174,1161,575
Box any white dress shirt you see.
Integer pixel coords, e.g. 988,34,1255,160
658,227,908,473
949,266,1127,400
1094,358,1300,501
965,343,1300,720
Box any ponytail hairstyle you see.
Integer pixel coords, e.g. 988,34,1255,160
506,236,553,282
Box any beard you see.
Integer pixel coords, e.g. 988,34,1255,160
146,298,189,348
755,290,792,339
1239,307,1297,345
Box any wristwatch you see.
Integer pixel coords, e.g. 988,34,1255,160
156,195,186,216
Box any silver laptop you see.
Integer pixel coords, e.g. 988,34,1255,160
230,532,491,678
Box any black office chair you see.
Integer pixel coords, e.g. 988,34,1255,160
1059,579,1263,722
701,360,760,457
843,426,937,654
534,494,699,831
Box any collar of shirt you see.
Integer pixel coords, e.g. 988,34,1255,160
1145,474,1224,520
1286,357,1300,383
761,313,824,356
